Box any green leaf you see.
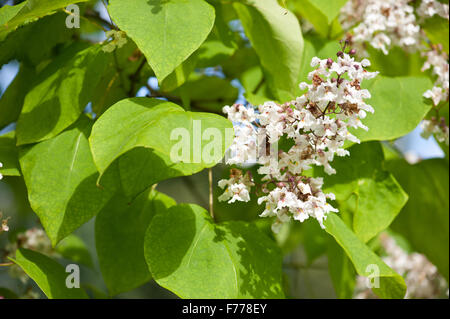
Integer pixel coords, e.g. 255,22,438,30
19,116,117,245
108,0,215,82
96,188,176,296
387,158,449,281
353,76,433,142
365,46,424,77
0,2,27,26
0,0,89,41
55,234,93,268
16,44,111,145
222,47,259,79
144,203,284,298
327,237,356,299
324,214,406,299
302,220,329,263
293,0,347,38
0,64,35,130
0,12,74,67
308,0,349,25
171,75,239,113
160,52,198,92
234,0,303,101
196,39,236,69
322,142,408,243
298,39,318,85
89,97,234,200
90,40,149,116
9,248,88,299
0,131,20,177
423,16,449,53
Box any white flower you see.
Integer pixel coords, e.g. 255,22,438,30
0,162,3,180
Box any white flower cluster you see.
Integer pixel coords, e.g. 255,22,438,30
422,47,449,106
355,234,448,299
341,0,421,55
18,228,52,254
420,46,449,145
339,1,450,147
219,50,378,232
423,49,450,113
421,118,449,145
417,0,449,20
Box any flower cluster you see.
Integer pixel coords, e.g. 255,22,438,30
340,0,421,55
421,45,449,145
219,46,378,232
421,117,449,145
417,0,449,20
422,46,449,106
355,233,448,299
339,0,450,147
17,228,53,254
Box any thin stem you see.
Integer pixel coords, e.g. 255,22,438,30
0,262,13,267
84,9,115,30
128,58,147,96
209,168,214,221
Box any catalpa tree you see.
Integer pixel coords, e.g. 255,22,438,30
0,0,448,300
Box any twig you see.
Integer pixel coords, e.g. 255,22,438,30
128,58,147,96
0,262,13,267
84,9,115,30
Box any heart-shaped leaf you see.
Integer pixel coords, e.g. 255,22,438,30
108,0,215,82
89,97,234,200
144,203,284,298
